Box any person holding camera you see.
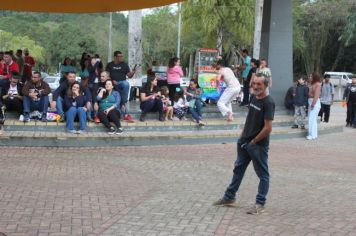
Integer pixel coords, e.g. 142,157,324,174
213,75,275,215
96,80,123,135
139,76,164,122
0,72,23,117
22,71,51,122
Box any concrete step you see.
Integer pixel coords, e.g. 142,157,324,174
0,122,344,147
2,116,295,132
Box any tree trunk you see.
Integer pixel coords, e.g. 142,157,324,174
216,24,223,55
128,10,143,78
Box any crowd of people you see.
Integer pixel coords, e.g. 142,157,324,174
0,49,211,133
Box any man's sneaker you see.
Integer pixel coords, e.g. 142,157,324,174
301,125,306,129
213,198,236,206
59,114,65,122
246,204,265,215
94,116,101,124
108,126,116,135
291,125,298,129
76,130,84,134
23,113,30,122
116,127,123,135
306,135,314,140
139,113,146,122
67,129,77,134
158,114,165,122
124,114,135,123
41,114,47,122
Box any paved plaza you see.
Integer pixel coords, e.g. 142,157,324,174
0,128,356,236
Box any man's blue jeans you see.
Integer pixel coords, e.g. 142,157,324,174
188,99,203,122
65,107,87,131
56,96,64,115
242,79,250,104
224,139,270,206
23,95,49,114
115,80,130,108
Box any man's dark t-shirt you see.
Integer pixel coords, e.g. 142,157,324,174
241,95,275,147
106,62,130,82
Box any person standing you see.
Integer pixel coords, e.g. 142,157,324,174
343,75,356,128
318,74,334,123
15,49,24,78
240,49,251,106
291,76,309,129
213,59,241,121
23,48,35,82
307,73,322,140
167,57,183,104
106,50,136,122
213,75,275,215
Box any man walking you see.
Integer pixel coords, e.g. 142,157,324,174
343,75,356,128
213,74,275,215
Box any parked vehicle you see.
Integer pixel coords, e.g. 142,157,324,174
324,72,353,87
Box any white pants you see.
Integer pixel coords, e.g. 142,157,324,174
217,87,241,116
308,98,321,139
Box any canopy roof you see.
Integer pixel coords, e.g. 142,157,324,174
1,0,182,13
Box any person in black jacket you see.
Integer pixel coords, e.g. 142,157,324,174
343,75,356,128
291,76,309,129
50,71,91,122
0,72,23,116
63,82,88,134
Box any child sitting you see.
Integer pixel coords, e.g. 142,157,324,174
173,88,189,120
160,86,173,121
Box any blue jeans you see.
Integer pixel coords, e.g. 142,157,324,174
188,99,203,122
65,107,87,131
224,139,270,205
115,80,130,105
23,95,49,114
56,96,64,115
140,98,163,114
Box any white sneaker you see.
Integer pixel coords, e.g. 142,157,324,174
306,135,314,140
19,114,24,121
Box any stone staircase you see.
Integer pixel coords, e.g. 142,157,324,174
0,102,346,147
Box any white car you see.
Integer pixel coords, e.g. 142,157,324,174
43,75,60,91
324,72,353,87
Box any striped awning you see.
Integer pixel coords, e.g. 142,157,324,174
0,0,182,13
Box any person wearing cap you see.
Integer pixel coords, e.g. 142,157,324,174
0,71,23,118
212,59,241,121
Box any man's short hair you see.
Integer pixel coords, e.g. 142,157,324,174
242,49,248,54
16,49,23,54
67,71,76,75
324,74,331,79
33,71,41,78
215,59,224,66
255,74,269,87
114,51,123,57
4,51,12,56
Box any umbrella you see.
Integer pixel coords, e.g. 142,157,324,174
1,0,182,13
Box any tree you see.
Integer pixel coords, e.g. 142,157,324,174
0,30,45,63
48,23,97,67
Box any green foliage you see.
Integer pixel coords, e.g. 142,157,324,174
182,0,254,52
0,30,45,63
142,7,178,66
48,23,97,66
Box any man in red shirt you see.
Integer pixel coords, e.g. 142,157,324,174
0,51,19,88
23,48,35,82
